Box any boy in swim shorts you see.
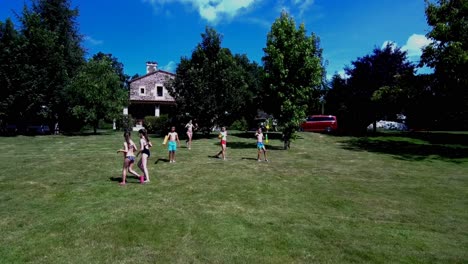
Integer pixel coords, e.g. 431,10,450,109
255,128,268,162
167,126,180,163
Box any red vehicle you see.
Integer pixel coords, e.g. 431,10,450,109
300,115,338,133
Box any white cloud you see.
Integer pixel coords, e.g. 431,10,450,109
160,60,177,72
402,34,431,57
276,0,315,17
293,0,314,16
83,35,103,45
338,70,349,79
381,34,431,58
143,0,258,23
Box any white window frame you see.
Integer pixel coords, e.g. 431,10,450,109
139,86,146,96
155,84,164,97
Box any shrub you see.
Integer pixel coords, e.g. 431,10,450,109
230,118,248,131
117,114,134,132
144,115,169,133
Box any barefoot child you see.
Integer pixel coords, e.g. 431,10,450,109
167,126,180,163
255,128,268,162
117,132,142,185
215,126,227,160
185,120,196,150
136,129,152,183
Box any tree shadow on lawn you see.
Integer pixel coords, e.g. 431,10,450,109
61,130,116,137
341,136,468,163
220,141,284,150
231,131,300,140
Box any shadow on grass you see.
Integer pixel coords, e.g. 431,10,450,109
154,158,170,164
109,176,141,183
342,136,468,162
241,157,258,161
231,131,298,140
61,131,117,137
221,141,284,150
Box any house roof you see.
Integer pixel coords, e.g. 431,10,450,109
129,70,175,83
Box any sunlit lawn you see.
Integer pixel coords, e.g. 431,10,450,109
0,130,467,263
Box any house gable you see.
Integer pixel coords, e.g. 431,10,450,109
129,70,175,104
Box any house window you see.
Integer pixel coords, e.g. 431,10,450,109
157,86,163,97
140,87,145,95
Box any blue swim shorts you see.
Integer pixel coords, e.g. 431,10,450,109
257,142,265,149
168,141,177,152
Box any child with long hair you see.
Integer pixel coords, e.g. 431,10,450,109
185,120,197,150
136,128,152,183
117,131,141,185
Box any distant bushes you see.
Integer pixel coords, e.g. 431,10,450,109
117,114,135,132
230,118,248,131
144,114,169,133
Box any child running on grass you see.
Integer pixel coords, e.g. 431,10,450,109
117,131,142,185
185,120,197,150
167,126,180,163
215,126,227,160
136,129,152,183
255,128,268,162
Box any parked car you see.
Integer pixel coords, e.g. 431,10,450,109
300,115,338,133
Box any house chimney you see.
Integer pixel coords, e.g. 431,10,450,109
146,61,158,74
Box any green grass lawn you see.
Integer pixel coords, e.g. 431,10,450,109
0,131,467,263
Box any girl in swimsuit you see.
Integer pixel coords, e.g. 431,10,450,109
137,129,152,183
117,132,141,185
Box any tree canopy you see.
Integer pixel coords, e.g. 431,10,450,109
66,56,127,134
420,0,468,129
262,11,324,148
326,43,415,134
167,27,257,131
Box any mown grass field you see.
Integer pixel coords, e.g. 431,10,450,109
0,131,467,263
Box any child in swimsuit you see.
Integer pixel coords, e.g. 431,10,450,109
215,127,227,160
137,129,152,183
255,128,268,162
117,132,141,185
167,126,180,163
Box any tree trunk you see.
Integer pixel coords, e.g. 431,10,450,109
282,128,292,150
93,121,98,134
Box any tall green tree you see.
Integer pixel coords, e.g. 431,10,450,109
234,54,265,126
420,0,468,129
92,52,129,90
167,27,251,131
19,0,84,126
0,18,24,123
66,56,127,134
262,11,324,148
326,43,415,135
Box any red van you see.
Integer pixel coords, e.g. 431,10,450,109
300,115,338,133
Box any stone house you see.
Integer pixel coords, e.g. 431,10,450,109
124,62,176,127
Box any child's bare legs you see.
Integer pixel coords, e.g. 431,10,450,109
257,149,261,161
263,147,268,161
169,151,175,162
220,144,226,160
121,159,128,184
138,155,150,182
127,162,140,177
186,133,192,149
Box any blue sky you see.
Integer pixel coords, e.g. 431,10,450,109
0,0,431,78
